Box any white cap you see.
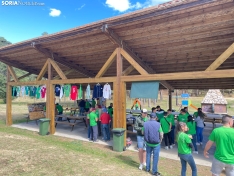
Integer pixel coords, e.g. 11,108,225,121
141,109,148,113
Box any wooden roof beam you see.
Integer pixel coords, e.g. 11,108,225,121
122,65,135,76
10,72,32,82
102,25,174,90
7,66,19,82
95,48,117,78
49,58,67,80
36,59,49,81
32,44,95,77
206,43,234,71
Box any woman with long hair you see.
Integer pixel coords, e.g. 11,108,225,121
187,115,198,154
195,111,205,145
177,122,197,176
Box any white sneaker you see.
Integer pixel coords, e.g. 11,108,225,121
139,164,143,170
143,163,146,167
172,144,175,146
193,151,198,154
200,142,203,145
169,145,173,149
196,142,200,145
165,146,169,150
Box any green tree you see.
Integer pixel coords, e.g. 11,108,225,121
42,32,48,36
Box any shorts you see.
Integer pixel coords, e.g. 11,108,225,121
137,135,146,151
211,158,234,176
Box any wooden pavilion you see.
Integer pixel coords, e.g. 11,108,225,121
0,0,234,143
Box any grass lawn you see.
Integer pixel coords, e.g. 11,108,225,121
0,121,215,176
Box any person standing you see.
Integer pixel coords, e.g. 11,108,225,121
187,115,198,154
86,109,91,140
177,109,189,123
156,106,165,122
100,108,111,141
143,113,163,176
131,98,141,110
195,111,205,145
160,112,172,150
177,122,197,176
108,103,113,128
193,108,202,118
95,104,102,136
134,108,149,170
88,108,98,142
78,99,85,115
204,115,234,176
167,109,175,146
92,98,96,108
85,99,91,112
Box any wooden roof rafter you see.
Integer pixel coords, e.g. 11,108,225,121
101,24,174,90
32,44,95,77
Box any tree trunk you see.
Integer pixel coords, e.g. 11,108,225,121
160,90,163,101
176,90,178,106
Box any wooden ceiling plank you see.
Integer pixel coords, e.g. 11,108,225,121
36,59,49,81
206,43,234,71
7,66,19,82
49,59,67,80
95,48,117,78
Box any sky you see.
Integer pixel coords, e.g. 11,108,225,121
0,0,170,44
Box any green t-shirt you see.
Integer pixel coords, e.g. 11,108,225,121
156,112,164,121
64,84,71,97
78,84,83,99
160,117,171,133
92,100,96,107
36,86,41,99
186,121,196,135
146,126,163,147
177,114,188,123
177,132,192,154
56,104,63,113
209,127,234,164
193,112,198,118
85,101,90,109
89,112,98,126
108,107,113,118
167,114,175,126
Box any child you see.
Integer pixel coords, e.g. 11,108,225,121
195,111,205,145
187,115,198,154
176,122,197,176
160,112,172,149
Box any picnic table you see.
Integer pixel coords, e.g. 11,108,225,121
55,114,87,131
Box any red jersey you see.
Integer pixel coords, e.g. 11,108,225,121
41,86,46,98
100,112,111,124
70,85,78,100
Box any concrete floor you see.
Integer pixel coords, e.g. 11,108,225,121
12,120,219,167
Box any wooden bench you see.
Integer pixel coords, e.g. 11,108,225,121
55,121,76,131
204,118,222,129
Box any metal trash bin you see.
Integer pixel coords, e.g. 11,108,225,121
112,128,125,152
39,118,50,136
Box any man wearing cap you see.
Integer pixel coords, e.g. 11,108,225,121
143,113,163,176
156,106,165,122
134,108,149,170
100,108,111,141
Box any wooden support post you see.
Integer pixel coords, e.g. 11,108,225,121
7,66,19,82
46,61,55,134
122,65,134,76
168,90,172,110
6,68,12,126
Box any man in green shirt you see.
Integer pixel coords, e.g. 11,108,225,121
85,99,91,112
108,103,113,128
92,98,96,108
88,108,98,142
160,112,172,150
204,115,234,176
56,103,63,121
177,109,189,123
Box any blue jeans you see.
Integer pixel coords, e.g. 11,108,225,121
146,144,160,174
102,124,110,140
178,153,197,176
170,125,175,144
196,127,204,143
192,134,197,151
79,107,84,115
